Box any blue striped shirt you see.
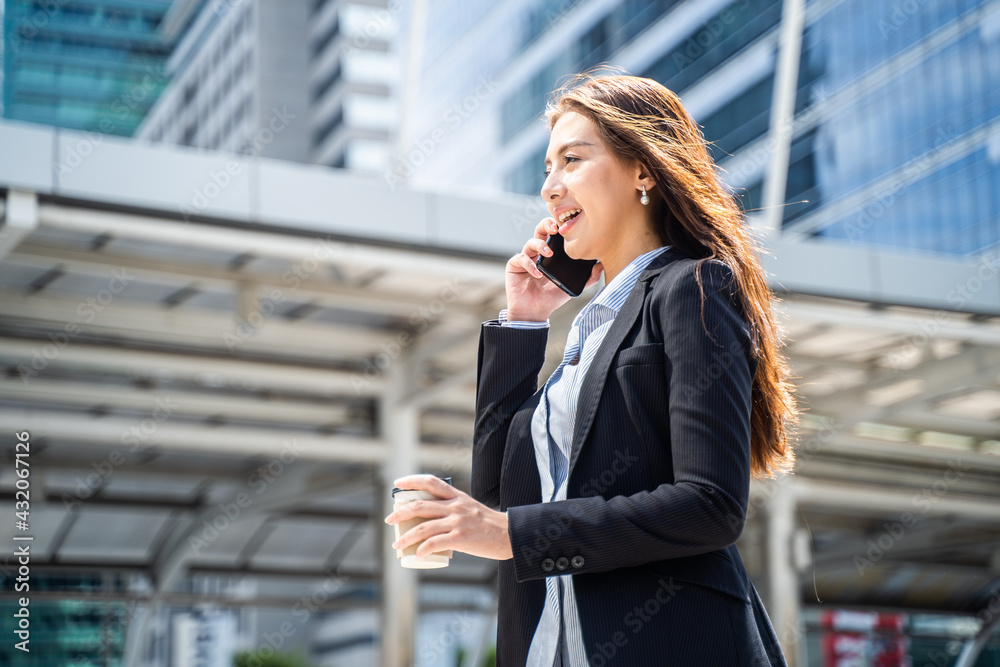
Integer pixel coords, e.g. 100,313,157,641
492,245,672,666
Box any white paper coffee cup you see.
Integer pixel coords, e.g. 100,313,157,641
391,476,454,569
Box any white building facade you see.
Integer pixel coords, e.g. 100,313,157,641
137,0,403,172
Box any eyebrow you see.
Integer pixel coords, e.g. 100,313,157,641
544,140,594,167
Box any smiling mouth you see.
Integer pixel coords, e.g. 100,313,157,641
558,210,582,229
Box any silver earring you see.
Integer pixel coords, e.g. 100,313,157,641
640,185,649,206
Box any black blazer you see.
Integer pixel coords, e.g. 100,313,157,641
472,247,788,666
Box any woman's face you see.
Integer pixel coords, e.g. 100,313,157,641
541,110,647,262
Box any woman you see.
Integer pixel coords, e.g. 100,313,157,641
386,70,799,666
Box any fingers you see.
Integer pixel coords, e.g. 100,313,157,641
392,473,457,499
510,246,545,279
415,534,446,559
519,251,544,279
534,217,559,240
522,236,554,259
386,497,452,525
392,516,453,553
511,222,557,279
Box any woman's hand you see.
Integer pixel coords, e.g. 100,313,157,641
385,474,513,561
504,217,604,321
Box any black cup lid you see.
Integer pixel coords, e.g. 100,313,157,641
391,476,452,496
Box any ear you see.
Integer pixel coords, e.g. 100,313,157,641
634,163,656,194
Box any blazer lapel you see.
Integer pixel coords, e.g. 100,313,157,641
566,247,686,481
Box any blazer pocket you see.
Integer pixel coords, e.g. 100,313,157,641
614,344,670,459
615,342,666,367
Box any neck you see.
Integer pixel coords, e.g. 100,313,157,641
600,229,663,284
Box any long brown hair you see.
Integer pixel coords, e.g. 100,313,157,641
544,67,800,479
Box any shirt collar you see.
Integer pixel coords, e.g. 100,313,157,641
590,245,673,314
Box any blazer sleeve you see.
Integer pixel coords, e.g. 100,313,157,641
506,259,755,581
470,320,549,509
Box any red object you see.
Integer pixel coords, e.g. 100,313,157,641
820,610,910,667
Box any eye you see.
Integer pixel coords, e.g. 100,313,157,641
542,156,579,177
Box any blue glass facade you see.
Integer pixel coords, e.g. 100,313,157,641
0,574,128,666
498,0,999,258
500,0,680,144
701,72,775,163
788,0,1000,256
502,0,780,219
2,0,175,136
642,0,782,94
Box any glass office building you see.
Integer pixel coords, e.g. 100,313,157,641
0,574,128,667
135,0,402,172
410,0,999,259
786,0,999,256
2,0,175,136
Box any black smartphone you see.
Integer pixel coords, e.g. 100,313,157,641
536,232,598,297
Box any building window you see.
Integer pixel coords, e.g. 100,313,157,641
504,145,547,196
313,105,344,146
733,180,763,215
643,0,781,93
700,72,775,161
312,61,342,102
312,15,340,58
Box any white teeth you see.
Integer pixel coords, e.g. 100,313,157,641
558,208,582,223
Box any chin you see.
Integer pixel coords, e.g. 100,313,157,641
563,238,592,262
563,241,579,260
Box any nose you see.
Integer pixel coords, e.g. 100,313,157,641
541,171,565,201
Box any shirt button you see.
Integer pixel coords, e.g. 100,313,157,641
541,558,555,572
556,557,569,571
571,555,584,568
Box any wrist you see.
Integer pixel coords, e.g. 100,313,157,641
503,307,549,322
501,509,513,561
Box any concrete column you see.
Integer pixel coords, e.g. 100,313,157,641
392,0,428,186
379,353,420,667
1,189,39,259
236,281,258,323
767,478,803,667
